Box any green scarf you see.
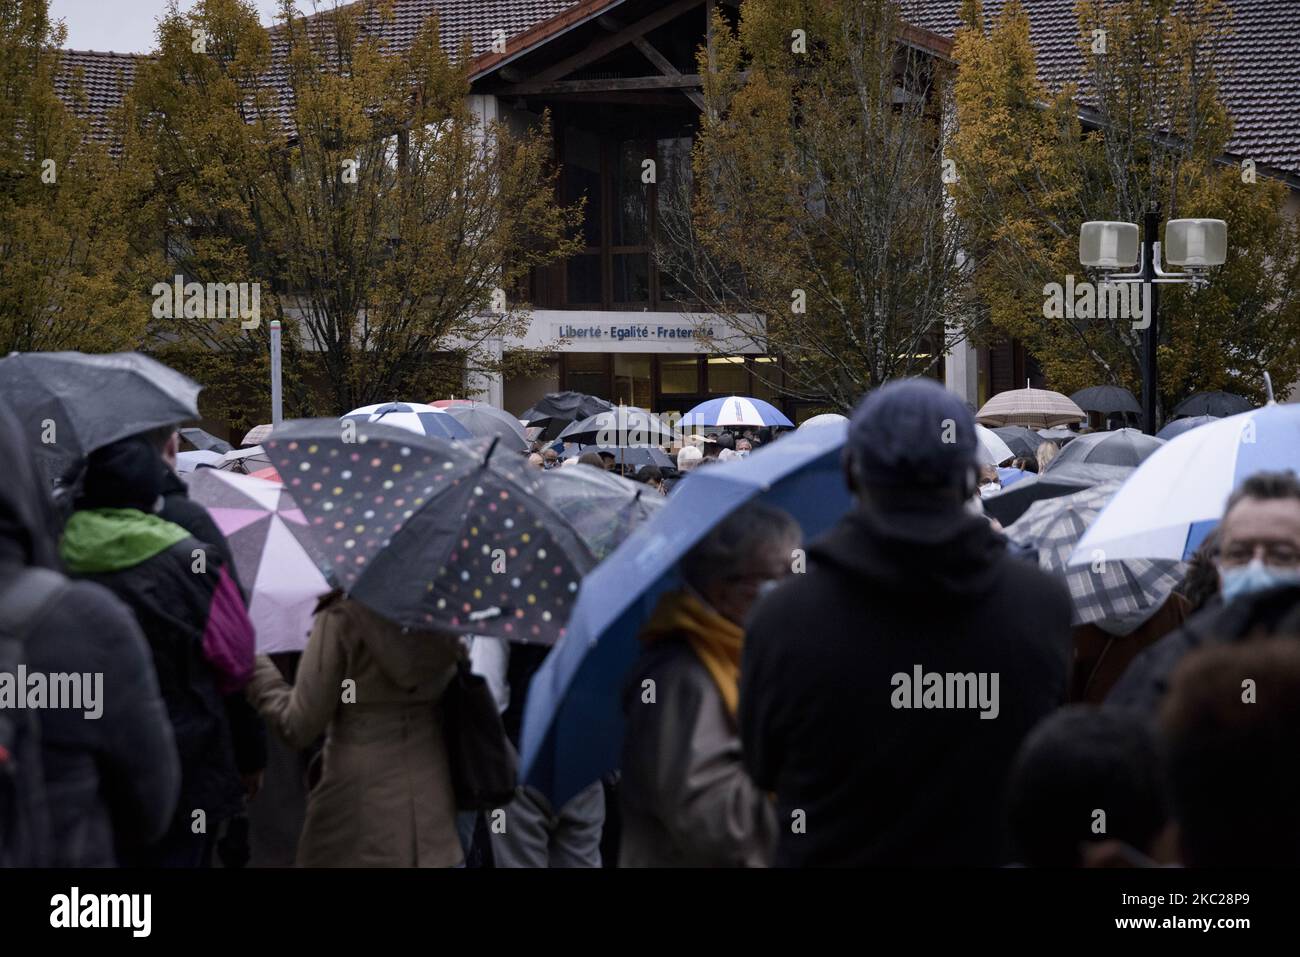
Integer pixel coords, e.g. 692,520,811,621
61,508,190,574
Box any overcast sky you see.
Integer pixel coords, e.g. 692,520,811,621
50,0,291,53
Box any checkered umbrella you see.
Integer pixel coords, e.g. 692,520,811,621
185,468,332,653
341,402,473,441
1007,481,1185,629
976,387,1086,429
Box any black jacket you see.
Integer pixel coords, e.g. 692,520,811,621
77,537,247,828
1107,585,1300,714
159,465,267,777
0,401,179,866
740,503,1072,867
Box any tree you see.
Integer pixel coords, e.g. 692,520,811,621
949,0,1300,417
655,0,976,412
0,0,150,354
124,0,580,422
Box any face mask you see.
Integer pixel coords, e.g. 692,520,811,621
979,482,1000,498
1220,559,1300,603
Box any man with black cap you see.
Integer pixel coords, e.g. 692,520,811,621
740,378,1071,866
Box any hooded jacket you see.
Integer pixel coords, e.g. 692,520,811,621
247,594,464,867
0,401,179,866
740,502,1072,867
61,438,256,833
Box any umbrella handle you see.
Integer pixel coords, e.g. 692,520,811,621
482,435,500,463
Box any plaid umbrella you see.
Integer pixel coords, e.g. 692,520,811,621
241,424,274,446
185,469,332,653
976,387,1086,429
1007,481,1185,629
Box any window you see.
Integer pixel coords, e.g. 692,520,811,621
659,356,699,394
707,356,749,395
614,355,652,408
564,353,610,398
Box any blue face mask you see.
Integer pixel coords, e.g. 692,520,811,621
1220,559,1300,603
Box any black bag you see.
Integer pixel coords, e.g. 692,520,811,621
0,567,67,868
440,659,517,811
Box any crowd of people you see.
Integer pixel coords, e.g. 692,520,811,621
3,375,1298,869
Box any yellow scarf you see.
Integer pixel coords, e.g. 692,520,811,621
640,589,744,719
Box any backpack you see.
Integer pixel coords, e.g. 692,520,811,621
0,566,67,868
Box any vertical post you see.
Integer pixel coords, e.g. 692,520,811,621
270,319,283,427
1141,206,1161,435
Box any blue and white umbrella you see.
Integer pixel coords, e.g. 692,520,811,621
1070,404,1300,565
680,395,794,429
341,402,472,441
520,421,850,806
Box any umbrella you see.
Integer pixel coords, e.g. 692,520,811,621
1036,427,1080,444
533,464,665,561
992,426,1045,459
799,413,848,429
975,387,1086,429
982,461,1132,526
180,427,233,454
445,404,529,451
429,398,475,408
176,449,224,473
557,406,682,448
680,395,794,429
975,424,1014,467
1156,415,1218,441
1070,386,1141,416
265,421,597,644
0,351,200,483
1071,404,1300,565
562,444,675,470
184,469,332,654
217,445,272,474
520,421,852,806
341,402,472,441
1047,428,1164,469
1007,481,1186,630
523,391,614,441
241,424,273,446
1172,390,1253,418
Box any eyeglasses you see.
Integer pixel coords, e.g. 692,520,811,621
1217,542,1300,568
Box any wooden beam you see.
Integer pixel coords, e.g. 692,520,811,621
632,36,706,110
520,0,702,85
507,74,707,95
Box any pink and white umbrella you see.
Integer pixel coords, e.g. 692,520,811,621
185,468,332,653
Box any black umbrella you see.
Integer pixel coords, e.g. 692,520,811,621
992,426,1045,459
1172,391,1253,418
265,420,596,645
1070,385,1141,416
982,462,1132,526
1156,415,1218,441
562,444,675,470
522,391,614,441
180,427,233,454
1046,428,1164,469
0,351,201,483
446,404,529,451
557,407,682,448
532,463,665,561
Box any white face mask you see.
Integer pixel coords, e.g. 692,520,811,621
979,482,1000,498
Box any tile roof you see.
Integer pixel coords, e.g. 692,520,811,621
900,0,1300,179
56,0,583,142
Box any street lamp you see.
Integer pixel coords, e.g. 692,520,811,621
1079,208,1227,435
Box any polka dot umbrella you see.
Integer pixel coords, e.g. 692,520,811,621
265,419,597,645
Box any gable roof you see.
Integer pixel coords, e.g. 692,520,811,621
900,0,1300,180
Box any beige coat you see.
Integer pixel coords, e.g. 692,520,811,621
248,596,463,867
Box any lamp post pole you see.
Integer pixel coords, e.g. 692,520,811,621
270,319,283,426
1140,205,1161,436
